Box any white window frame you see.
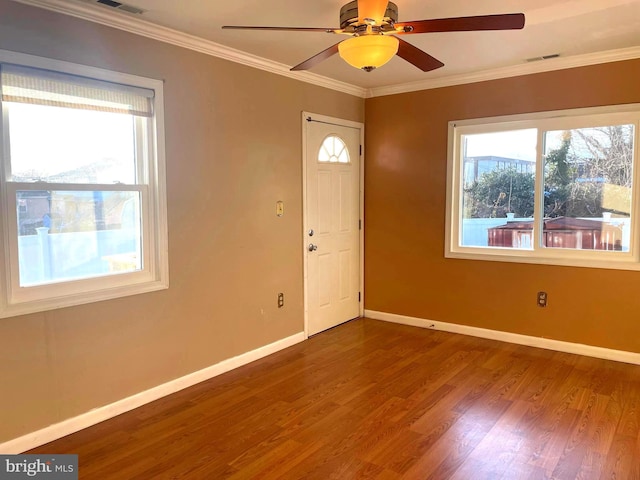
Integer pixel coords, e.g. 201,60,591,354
0,49,168,318
446,103,640,270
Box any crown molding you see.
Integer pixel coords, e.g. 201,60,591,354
10,1,640,100
366,46,640,98
10,0,368,98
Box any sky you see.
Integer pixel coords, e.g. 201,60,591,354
7,102,136,183
465,124,635,163
464,128,538,162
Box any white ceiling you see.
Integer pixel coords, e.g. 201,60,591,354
16,0,640,93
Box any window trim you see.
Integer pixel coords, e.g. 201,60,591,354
446,103,640,271
0,49,168,318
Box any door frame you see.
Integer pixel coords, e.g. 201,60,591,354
302,111,365,338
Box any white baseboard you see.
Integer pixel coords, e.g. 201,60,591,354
0,332,306,454
365,310,640,366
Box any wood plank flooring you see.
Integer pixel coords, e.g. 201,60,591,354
30,318,640,479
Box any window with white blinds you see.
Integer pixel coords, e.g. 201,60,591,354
0,51,168,318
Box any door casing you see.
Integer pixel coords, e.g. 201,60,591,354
302,111,365,337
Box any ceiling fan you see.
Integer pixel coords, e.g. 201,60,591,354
222,0,525,73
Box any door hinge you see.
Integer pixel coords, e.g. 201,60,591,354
358,292,361,302
359,145,362,156
359,219,362,230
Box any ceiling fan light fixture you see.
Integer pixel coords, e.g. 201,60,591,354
338,35,399,71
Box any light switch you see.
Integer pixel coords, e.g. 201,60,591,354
276,201,284,217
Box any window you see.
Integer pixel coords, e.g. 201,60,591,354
0,51,168,318
446,104,639,270
318,135,350,163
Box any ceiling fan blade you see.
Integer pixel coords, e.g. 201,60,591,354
222,26,340,33
357,0,390,24
396,13,525,34
395,37,444,72
290,42,341,71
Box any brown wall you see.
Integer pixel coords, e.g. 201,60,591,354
365,59,640,354
0,0,364,443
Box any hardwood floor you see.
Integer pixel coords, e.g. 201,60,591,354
30,318,640,479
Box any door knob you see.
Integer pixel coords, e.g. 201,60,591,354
308,229,314,237
308,243,318,252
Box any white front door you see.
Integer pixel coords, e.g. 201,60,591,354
304,113,362,336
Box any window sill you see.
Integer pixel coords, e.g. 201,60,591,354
445,248,640,271
0,279,168,319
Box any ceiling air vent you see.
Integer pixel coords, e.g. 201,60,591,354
94,0,144,14
526,53,561,63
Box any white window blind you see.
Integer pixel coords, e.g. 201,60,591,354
1,64,154,117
